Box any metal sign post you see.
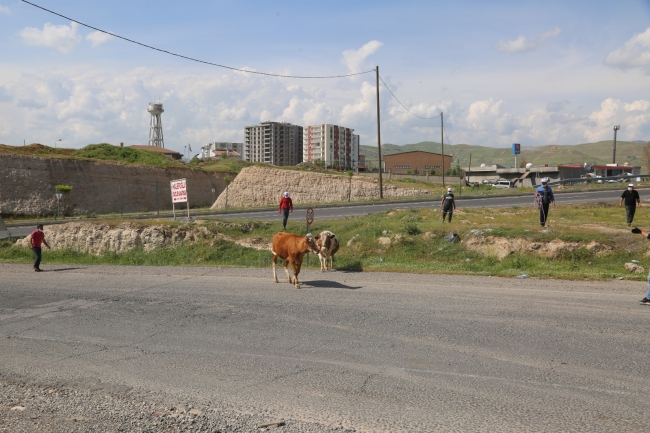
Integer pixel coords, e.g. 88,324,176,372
170,178,188,220
55,192,62,219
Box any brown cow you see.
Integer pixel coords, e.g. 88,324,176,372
315,230,339,271
271,232,321,288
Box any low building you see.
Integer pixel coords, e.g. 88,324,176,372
592,164,640,177
383,151,452,175
200,142,245,160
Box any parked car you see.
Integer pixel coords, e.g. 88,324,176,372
492,180,514,188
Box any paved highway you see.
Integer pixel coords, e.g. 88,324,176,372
1,264,649,431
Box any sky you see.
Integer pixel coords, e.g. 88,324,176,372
1,0,650,156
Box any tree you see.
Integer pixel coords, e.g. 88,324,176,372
518,159,529,168
55,185,72,218
446,165,463,176
429,168,436,176
347,170,354,202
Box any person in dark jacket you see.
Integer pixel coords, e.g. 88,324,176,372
440,187,456,223
535,178,555,227
30,224,50,272
619,183,641,226
278,191,293,230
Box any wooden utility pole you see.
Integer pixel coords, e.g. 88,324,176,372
441,112,445,188
376,66,383,199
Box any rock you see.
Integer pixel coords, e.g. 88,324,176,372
422,231,435,239
624,263,645,274
11,406,26,411
347,235,359,247
444,233,460,243
377,237,391,246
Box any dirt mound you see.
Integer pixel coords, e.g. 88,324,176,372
464,235,608,260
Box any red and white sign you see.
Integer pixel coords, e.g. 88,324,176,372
170,178,188,203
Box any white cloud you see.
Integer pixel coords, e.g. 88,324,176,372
496,26,561,53
0,5,10,14
585,97,650,142
19,22,82,53
86,31,114,47
341,40,383,73
604,27,650,73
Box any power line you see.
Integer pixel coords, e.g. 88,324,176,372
378,75,441,120
21,0,374,79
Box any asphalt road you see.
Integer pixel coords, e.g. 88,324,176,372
1,264,649,431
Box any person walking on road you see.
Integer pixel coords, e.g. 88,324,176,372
620,183,641,227
30,224,50,272
441,187,456,223
535,178,555,227
278,191,293,231
631,227,650,304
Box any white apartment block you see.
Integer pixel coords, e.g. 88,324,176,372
303,124,359,170
244,121,303,166
200,142,245,160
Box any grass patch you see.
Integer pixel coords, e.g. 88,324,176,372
1,202,648,280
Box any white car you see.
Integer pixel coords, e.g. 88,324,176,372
492,180,514,188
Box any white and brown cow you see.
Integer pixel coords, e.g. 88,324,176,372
315,230,339,272
271,232,321,288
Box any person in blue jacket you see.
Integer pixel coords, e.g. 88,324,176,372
535,178,555,227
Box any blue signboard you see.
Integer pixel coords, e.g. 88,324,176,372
512,143,521,155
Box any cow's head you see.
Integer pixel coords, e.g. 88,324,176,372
304,233,321,253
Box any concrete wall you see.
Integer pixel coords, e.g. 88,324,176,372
0,154,235,216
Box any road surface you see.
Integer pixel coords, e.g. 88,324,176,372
1,264,649,431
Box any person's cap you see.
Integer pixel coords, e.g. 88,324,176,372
628,183,634,187
541,178,548,183
447,187,452,192
283,192,289,197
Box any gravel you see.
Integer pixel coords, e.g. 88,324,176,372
0,373,355,433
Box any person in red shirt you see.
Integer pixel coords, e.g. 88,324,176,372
30,224,50,272
278,191,293,231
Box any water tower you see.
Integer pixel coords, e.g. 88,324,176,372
148,102,165,148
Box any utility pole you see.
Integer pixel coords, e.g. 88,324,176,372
376,66,383,199
612,125,620,164
441,112,445,188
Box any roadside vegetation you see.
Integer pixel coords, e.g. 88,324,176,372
1,202,648,281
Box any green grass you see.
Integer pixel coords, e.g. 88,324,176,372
2,202,648,280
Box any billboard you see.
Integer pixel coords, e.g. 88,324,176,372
512,143,521,155
170,178,188,203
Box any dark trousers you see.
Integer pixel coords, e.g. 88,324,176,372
625,206,636,225
281,209,290,229
32,247,42,269
442,207,453,222
539,203,550,226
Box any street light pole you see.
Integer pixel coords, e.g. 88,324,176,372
55,139,61,149
612,125,620,164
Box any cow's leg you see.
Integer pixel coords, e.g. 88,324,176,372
283,259,292,284
272,251,279,283
328,253,334,270
292,259,302,288
318,252,326,272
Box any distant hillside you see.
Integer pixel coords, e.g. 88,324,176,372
360,140,649,170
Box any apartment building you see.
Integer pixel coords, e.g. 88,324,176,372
200,142,245,160
244,121,303,166
303,124,359,170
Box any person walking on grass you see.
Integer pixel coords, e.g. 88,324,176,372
620,183,641,227
30,224,50,272
278,191,293,231
535,178,555,227
441,187,456,223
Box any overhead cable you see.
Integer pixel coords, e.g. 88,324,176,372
21,0,374,79
378,75,441,120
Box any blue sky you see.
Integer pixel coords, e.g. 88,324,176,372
1,0,649,156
